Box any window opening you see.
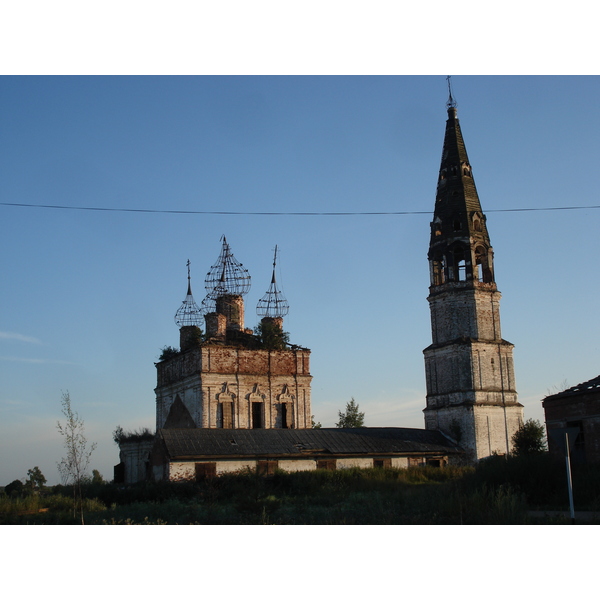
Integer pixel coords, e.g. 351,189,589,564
252,402,263,429
195,462,217,481
317,459,336,471
256,460,278,476
218,402,233,429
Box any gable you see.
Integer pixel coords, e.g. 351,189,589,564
164,396,196,429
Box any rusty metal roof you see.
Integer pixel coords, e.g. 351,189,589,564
157,427,461,459
543,375,600,402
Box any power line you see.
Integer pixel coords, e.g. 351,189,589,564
1,201,600,216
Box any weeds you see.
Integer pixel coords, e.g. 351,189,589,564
3,457,596,524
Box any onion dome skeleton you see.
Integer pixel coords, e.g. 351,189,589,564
201,236,251,314
174,260,203,328
257,245,289,319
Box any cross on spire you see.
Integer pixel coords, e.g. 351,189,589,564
446,75,457,109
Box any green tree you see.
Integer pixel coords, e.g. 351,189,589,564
5,479,25,497
91,469,105,484
255,321,290,350
511,419,547,456
25,466,46,492
335,398,365,428
57,391,97,524
158,346,180,361
311,415,322,429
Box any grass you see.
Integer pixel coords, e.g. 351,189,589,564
3,455,599,524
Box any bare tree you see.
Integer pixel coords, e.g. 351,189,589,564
56,391,96,524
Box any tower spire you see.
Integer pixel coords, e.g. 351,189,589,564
429,84,493,286
257,245,289,319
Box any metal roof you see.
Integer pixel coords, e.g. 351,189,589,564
543,375,600,402
157,427,461,459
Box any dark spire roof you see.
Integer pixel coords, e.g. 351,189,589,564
430,103,492,248
428,94,497,287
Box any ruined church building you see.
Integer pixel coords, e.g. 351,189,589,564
116,85,524,482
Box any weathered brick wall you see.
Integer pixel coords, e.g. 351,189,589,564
426,404,523,460
156,377,203,430
428,285,502,344
544,391,600,463
155,345,312,430
119,440,155,484
425,342,517,403
162,456,424,480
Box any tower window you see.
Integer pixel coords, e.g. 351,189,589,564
449,246,468,282
430,257,445,286
475,245,493,283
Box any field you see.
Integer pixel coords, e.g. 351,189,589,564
2,454,599,525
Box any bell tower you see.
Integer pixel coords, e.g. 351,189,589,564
423,83,523,460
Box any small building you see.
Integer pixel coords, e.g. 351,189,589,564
149,427,462,481
543,375,600,464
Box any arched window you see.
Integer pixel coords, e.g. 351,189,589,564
475,245,493,283
448,245,467,281
430,254,446,286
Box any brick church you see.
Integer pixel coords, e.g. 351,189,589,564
115,87,523,483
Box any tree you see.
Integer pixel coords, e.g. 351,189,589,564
255,321,290,350
91,469,105,485
335,398,365,428
158,346,180,361
25,466,46,492
311,415,322,429
5,479,24,497
56,391,97,524
511,419,547,456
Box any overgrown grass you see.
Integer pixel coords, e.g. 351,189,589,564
3,457,600,524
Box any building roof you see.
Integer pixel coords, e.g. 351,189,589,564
543,375,600,403
156,427,461,459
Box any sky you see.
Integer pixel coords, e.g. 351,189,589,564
2,74,599,487
2,1,599,593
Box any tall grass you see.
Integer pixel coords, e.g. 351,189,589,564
4,458,599,524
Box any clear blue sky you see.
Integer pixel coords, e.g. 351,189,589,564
2,75,599,486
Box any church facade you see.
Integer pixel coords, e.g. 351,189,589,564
155,239,313,433
423,94,524,460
